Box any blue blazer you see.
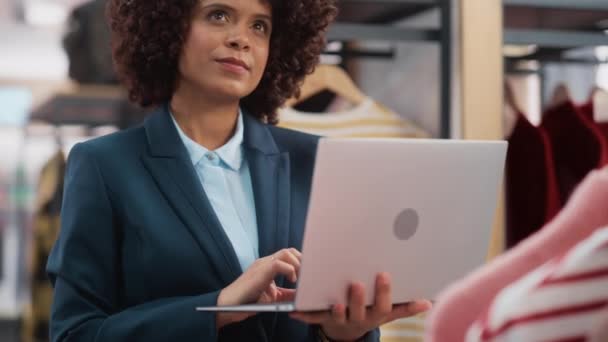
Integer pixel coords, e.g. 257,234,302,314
47,106,380,341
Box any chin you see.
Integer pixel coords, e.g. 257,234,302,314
214,86,254,102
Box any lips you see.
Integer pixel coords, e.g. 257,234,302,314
216,57,250,71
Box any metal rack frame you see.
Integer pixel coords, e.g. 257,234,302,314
326,0,608,139
503,0,608,107
503,0,608,11
505,29,608,48
327,0,453,138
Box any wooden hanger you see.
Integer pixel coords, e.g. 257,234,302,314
285,64,367,107
592,86,608,124
548,83,572,108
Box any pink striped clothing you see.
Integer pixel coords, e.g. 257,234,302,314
426,167,608,342
466,227,608,342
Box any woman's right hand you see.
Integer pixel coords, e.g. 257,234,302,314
215,248,302,330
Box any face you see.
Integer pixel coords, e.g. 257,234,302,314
178,0,272,102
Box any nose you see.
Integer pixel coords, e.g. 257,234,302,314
226,26,250,51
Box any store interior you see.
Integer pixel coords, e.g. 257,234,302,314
1,0,608,341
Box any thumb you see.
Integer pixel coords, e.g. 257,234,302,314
382,300,432,324
276,288,297,302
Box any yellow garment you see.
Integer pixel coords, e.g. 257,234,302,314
22,151,65,342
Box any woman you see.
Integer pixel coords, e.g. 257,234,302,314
47,0,432,341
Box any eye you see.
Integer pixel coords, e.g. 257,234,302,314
208,10,228,22
253,21,269,34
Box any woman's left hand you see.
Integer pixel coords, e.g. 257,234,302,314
289,273,432,341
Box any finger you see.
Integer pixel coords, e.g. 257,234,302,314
407,300,433,313
275,249,301,275
258,291,272,304
288,247,303,260
267,258,298,283
267,281,278,300
276,287,297,302
348,282,367,324
289,310,334,324
258,281,278,303
382,300,432,324
370,273,392,320
331,303,347,325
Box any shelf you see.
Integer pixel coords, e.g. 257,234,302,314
327,23,439,42
505,29,608,48
336,0,437,24
504,0,608,34
504,0,608,11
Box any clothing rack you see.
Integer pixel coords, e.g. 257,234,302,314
323,46,397,59
503,0,608,48
328,0,453,139
502,0,608,108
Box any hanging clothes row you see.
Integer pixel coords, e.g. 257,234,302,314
21,150,65,342
19,85,142,342
278,64,431,140
505,84,608,249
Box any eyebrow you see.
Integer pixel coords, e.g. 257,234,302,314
200,2,272,22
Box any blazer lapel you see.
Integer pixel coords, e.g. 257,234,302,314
141,107,242,285
242,114,291,260
242,113,291,341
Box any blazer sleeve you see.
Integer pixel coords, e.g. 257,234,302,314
365,329,381,341
46,143,221,342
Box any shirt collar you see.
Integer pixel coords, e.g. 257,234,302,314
170,109,244,171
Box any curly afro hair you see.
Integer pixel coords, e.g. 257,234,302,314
106,0,338,124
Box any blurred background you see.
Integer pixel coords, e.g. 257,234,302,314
1,1,148,341
1,0,608,341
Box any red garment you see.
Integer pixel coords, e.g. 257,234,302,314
540,101,608,206
505,113,560,248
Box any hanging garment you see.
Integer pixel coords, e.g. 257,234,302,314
425,167,608,342
0,167,7,279
278,97,430,138
22,151,66,342
540,101,608,205
466,226,608,342
63,0,116,84
505,113,560,248
580,101,608,141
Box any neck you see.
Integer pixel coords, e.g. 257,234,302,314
170,83,240,151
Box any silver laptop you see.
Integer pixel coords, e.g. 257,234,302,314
196,138,507,313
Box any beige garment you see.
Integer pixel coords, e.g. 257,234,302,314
379,314,427,342
278,97,430,139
